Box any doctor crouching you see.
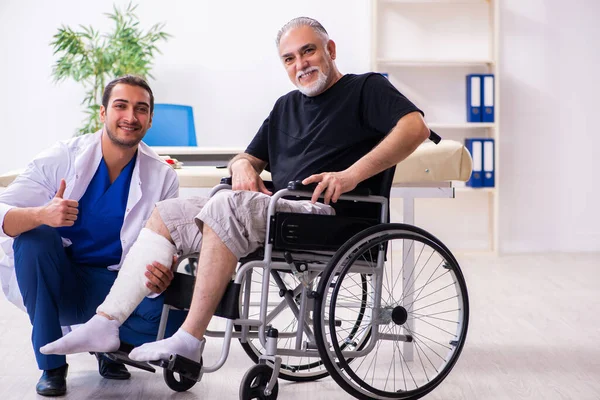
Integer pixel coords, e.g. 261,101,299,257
0,75,184,396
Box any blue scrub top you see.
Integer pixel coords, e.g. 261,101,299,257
58,152,137,267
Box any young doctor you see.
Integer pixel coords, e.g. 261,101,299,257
0,75,184,396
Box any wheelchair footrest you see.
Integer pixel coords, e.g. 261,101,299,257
150,354,202,382
98,351,156,373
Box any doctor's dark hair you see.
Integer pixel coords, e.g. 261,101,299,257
102,75,155,113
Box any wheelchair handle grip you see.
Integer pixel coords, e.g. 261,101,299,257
429,129,441,144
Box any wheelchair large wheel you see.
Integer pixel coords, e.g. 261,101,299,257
238,267,371,382
314,223,469,400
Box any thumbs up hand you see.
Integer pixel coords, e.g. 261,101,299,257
55,178,67,199
41,179,79,227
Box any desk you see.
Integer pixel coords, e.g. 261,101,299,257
0,169,22,188
150,146,243,166
1,140,471,222
1,140,471,191
1,166,451,192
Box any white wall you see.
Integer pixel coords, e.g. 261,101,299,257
1,0,599,253
0,0,371,171
498,0,600,252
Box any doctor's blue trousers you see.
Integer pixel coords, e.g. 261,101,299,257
13,225,186,371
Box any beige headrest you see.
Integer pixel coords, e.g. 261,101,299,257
393,140,473,183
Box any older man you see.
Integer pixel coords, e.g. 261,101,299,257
42,17,430,367
0,75,185,396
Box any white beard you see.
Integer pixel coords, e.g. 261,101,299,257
296,66,329,97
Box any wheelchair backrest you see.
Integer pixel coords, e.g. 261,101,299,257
333,165,395,220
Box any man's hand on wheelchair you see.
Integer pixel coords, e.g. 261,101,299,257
145,255,177,294
302,170,359,205
231,159,272,195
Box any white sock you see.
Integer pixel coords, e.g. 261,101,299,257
40,314,120,355
129,328,205,363
97,228,176,324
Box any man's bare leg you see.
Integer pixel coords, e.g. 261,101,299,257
40,208,176,355
129,225,237,363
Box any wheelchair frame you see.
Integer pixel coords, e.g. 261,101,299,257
105,179,469,400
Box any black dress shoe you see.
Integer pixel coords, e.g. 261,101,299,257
36,363,68,397
95,353,131,380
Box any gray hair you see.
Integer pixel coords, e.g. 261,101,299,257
276,17,329,48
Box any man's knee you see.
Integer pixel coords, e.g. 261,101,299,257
199,191,271,258
203,190,266,220
145,206,171,240
205,190,235,214
12,227,66,285
13,225,62,255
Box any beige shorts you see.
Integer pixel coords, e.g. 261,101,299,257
155,190,334,259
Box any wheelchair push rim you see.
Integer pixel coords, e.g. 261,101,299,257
314,223,469,400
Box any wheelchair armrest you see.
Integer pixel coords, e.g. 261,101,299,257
287,180,371,196
219,176,275,192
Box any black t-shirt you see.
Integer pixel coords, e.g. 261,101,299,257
245,73,422,197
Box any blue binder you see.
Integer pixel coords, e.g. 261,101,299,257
483,138,495,187
466,75,482,122
481,74,495,123
465,138,483,187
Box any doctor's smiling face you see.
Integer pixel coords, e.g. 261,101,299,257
100,83,153,148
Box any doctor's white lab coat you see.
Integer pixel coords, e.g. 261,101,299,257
0,131,179,310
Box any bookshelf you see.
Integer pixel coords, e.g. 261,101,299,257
428,122,496,130
372,0,500,252
377,59,494,67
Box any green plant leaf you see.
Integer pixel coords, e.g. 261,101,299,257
52,2,170,135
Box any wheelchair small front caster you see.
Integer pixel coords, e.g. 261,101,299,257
239,364,279,400
152,354,203,392
163,368,197,392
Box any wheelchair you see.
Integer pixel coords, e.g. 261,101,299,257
101,148,470,399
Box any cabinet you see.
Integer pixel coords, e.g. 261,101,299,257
371,0,500,252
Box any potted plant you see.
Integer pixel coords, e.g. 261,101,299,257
51,2,170,135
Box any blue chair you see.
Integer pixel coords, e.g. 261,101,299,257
143,104,197,146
